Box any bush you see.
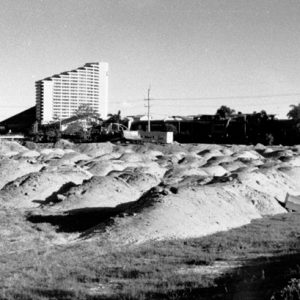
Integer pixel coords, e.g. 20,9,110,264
271,278,300,300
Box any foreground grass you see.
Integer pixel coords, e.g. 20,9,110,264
1,213,300,299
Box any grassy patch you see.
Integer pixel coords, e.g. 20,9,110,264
1,213,300,299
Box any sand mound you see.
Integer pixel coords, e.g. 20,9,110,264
279,167,300,192
177,154,207,167
235,150,263,160
20,150,41,158
47,152,91,166
109,169,160,194
82,160,125,176
76,142,114,157
93,152,122,161
83,182,285,244
237,168,297,203
204,155,234,166
117,152,151,163
253,143,266,152
161,152,187,165
286,156,300,168
163,166,209,185
4,141,300,247
198,149,224,161
0,141,28,156
0,158,44,189
0,167,90,208
201,165,228,177
220,160,247,172
46,176,141,210
54,139,75,149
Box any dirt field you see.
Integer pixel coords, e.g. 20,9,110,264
1,140,300,299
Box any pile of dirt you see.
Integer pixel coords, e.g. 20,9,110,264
81,184,263,244
45,176,141,210
0,141,28,156
0,158,44,189
75,142,114,157
54,139,75,149
47,152,91,166
81,160,125,176
0,167,91,208
83,171,287,244
1,140,300,247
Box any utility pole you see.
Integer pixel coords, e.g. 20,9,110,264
146,86,151,132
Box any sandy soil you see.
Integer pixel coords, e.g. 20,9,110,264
0,139,299,246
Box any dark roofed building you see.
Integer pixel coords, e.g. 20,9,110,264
0,106,37,134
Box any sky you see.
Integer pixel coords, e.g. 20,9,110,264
1,0,300,121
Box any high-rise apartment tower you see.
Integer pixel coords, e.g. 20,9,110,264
35,62,108,124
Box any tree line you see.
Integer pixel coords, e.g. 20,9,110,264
215,104,300,120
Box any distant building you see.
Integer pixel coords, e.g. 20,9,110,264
0,106,36,134
35,62,109,124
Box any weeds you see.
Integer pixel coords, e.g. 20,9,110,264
1,213,300,299
271,278,300,300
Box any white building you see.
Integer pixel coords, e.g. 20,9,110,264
35,62,109,124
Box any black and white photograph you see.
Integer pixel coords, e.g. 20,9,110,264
1,1,300,299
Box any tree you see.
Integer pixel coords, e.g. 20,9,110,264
74,104,101,128
75,104,99,118
287,104,300,119
105,110,121,124
216,105,235,119
63,121,84,135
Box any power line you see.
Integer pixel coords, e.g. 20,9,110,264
110,92,300,105
151,93,300,101
156,102,293,108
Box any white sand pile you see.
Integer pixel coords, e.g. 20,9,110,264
118,161,167,180
0,158,44,189
82,160,125,176
0,141,28,157
0,167,91,208
220,160,247,172
40,148,65,157
92,152,122,161
237,168,297,203
201,165,228,177
109,169,160,194
75,142,114,157
75,144,299,245
163,166,210,185
85,181,285,244
198,148,224,161
278,167,300,192
177,154,207,168
54,139,75,149
186,143,223,154
204,155,234,166
286,156,300,167
19,150,41,158
161,152,187,165
46,176,141,210
235,150,263,161
117,152,152,163
47,152,91,166
3,140,300,246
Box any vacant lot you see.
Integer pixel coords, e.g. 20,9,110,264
1,141,300,299
0,213,300,299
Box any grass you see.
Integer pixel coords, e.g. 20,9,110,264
1,212,300,299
